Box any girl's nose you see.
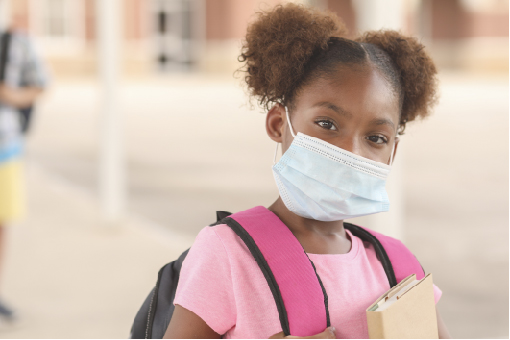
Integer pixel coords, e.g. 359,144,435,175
338,138,362,157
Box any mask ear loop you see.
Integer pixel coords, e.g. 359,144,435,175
389,136,399,165
273,143,279,166
274,106,296,165
285,106,297,138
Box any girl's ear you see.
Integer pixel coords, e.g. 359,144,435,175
266,104,285,143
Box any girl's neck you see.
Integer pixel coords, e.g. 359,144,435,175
268,197,351,255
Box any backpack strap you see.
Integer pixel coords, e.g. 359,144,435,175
213,206,329,337
0,31,11,83
212,208,424,336
344,223,425,286
216,210,231,222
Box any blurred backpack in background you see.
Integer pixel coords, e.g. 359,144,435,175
0,31,35,135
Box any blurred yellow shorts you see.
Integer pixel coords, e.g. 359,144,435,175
0,160,25,224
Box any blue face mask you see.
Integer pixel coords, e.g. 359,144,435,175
271,107,395,222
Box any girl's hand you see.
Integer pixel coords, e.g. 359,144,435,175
269,327,336,339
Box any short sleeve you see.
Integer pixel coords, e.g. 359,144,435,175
174,226,236,335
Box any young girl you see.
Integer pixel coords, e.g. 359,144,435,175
164,4,450,339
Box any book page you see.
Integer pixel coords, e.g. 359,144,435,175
375,279,421,311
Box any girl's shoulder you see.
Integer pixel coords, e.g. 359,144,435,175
191,223,249,257
175,223,280,337
174,225,241,335
179,223,258,285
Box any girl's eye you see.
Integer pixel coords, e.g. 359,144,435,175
316,119,337,131
367,135,388,144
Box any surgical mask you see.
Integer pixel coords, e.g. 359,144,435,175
271,107,395,222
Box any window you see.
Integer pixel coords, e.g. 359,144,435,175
28,0,85,54
45,0,68,38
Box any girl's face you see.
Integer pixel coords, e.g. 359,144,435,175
267,65,400,165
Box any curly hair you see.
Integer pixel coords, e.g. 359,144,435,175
238,3,438,134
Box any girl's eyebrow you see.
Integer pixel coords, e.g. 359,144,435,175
371,118,395,129
313,101,352,118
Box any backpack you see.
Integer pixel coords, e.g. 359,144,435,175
0,31,35,134
130,206,425,338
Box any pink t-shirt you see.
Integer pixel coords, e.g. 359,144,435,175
174,224,442,339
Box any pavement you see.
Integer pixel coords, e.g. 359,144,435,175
0,71,507,338
0,163,195,338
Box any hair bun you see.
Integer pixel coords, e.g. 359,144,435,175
357,31,439,127
239,3,347,110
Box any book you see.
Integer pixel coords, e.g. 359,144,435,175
366,273,438,339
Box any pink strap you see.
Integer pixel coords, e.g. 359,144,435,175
229,206,327,337
359,226,425,282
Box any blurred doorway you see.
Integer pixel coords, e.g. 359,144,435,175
153,0,195,72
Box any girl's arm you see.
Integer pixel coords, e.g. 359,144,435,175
163,304,221,339
164,305,336,339
0,85,43,109
437,307,452,339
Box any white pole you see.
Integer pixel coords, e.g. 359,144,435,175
354,0,403,32
348,0,405,241
0,0,11,30
97,0,125,224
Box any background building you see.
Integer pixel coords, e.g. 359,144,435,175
3,0,508,77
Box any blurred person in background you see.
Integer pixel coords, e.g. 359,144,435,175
0,16,49,319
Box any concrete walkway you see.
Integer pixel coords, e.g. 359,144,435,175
0,162,195,338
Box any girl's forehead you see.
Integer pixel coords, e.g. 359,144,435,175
295,66,400,123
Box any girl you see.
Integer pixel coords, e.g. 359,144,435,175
164,4,450,339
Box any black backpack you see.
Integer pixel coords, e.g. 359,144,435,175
130,211,230,339
130,209,423,338
0,31,35,134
